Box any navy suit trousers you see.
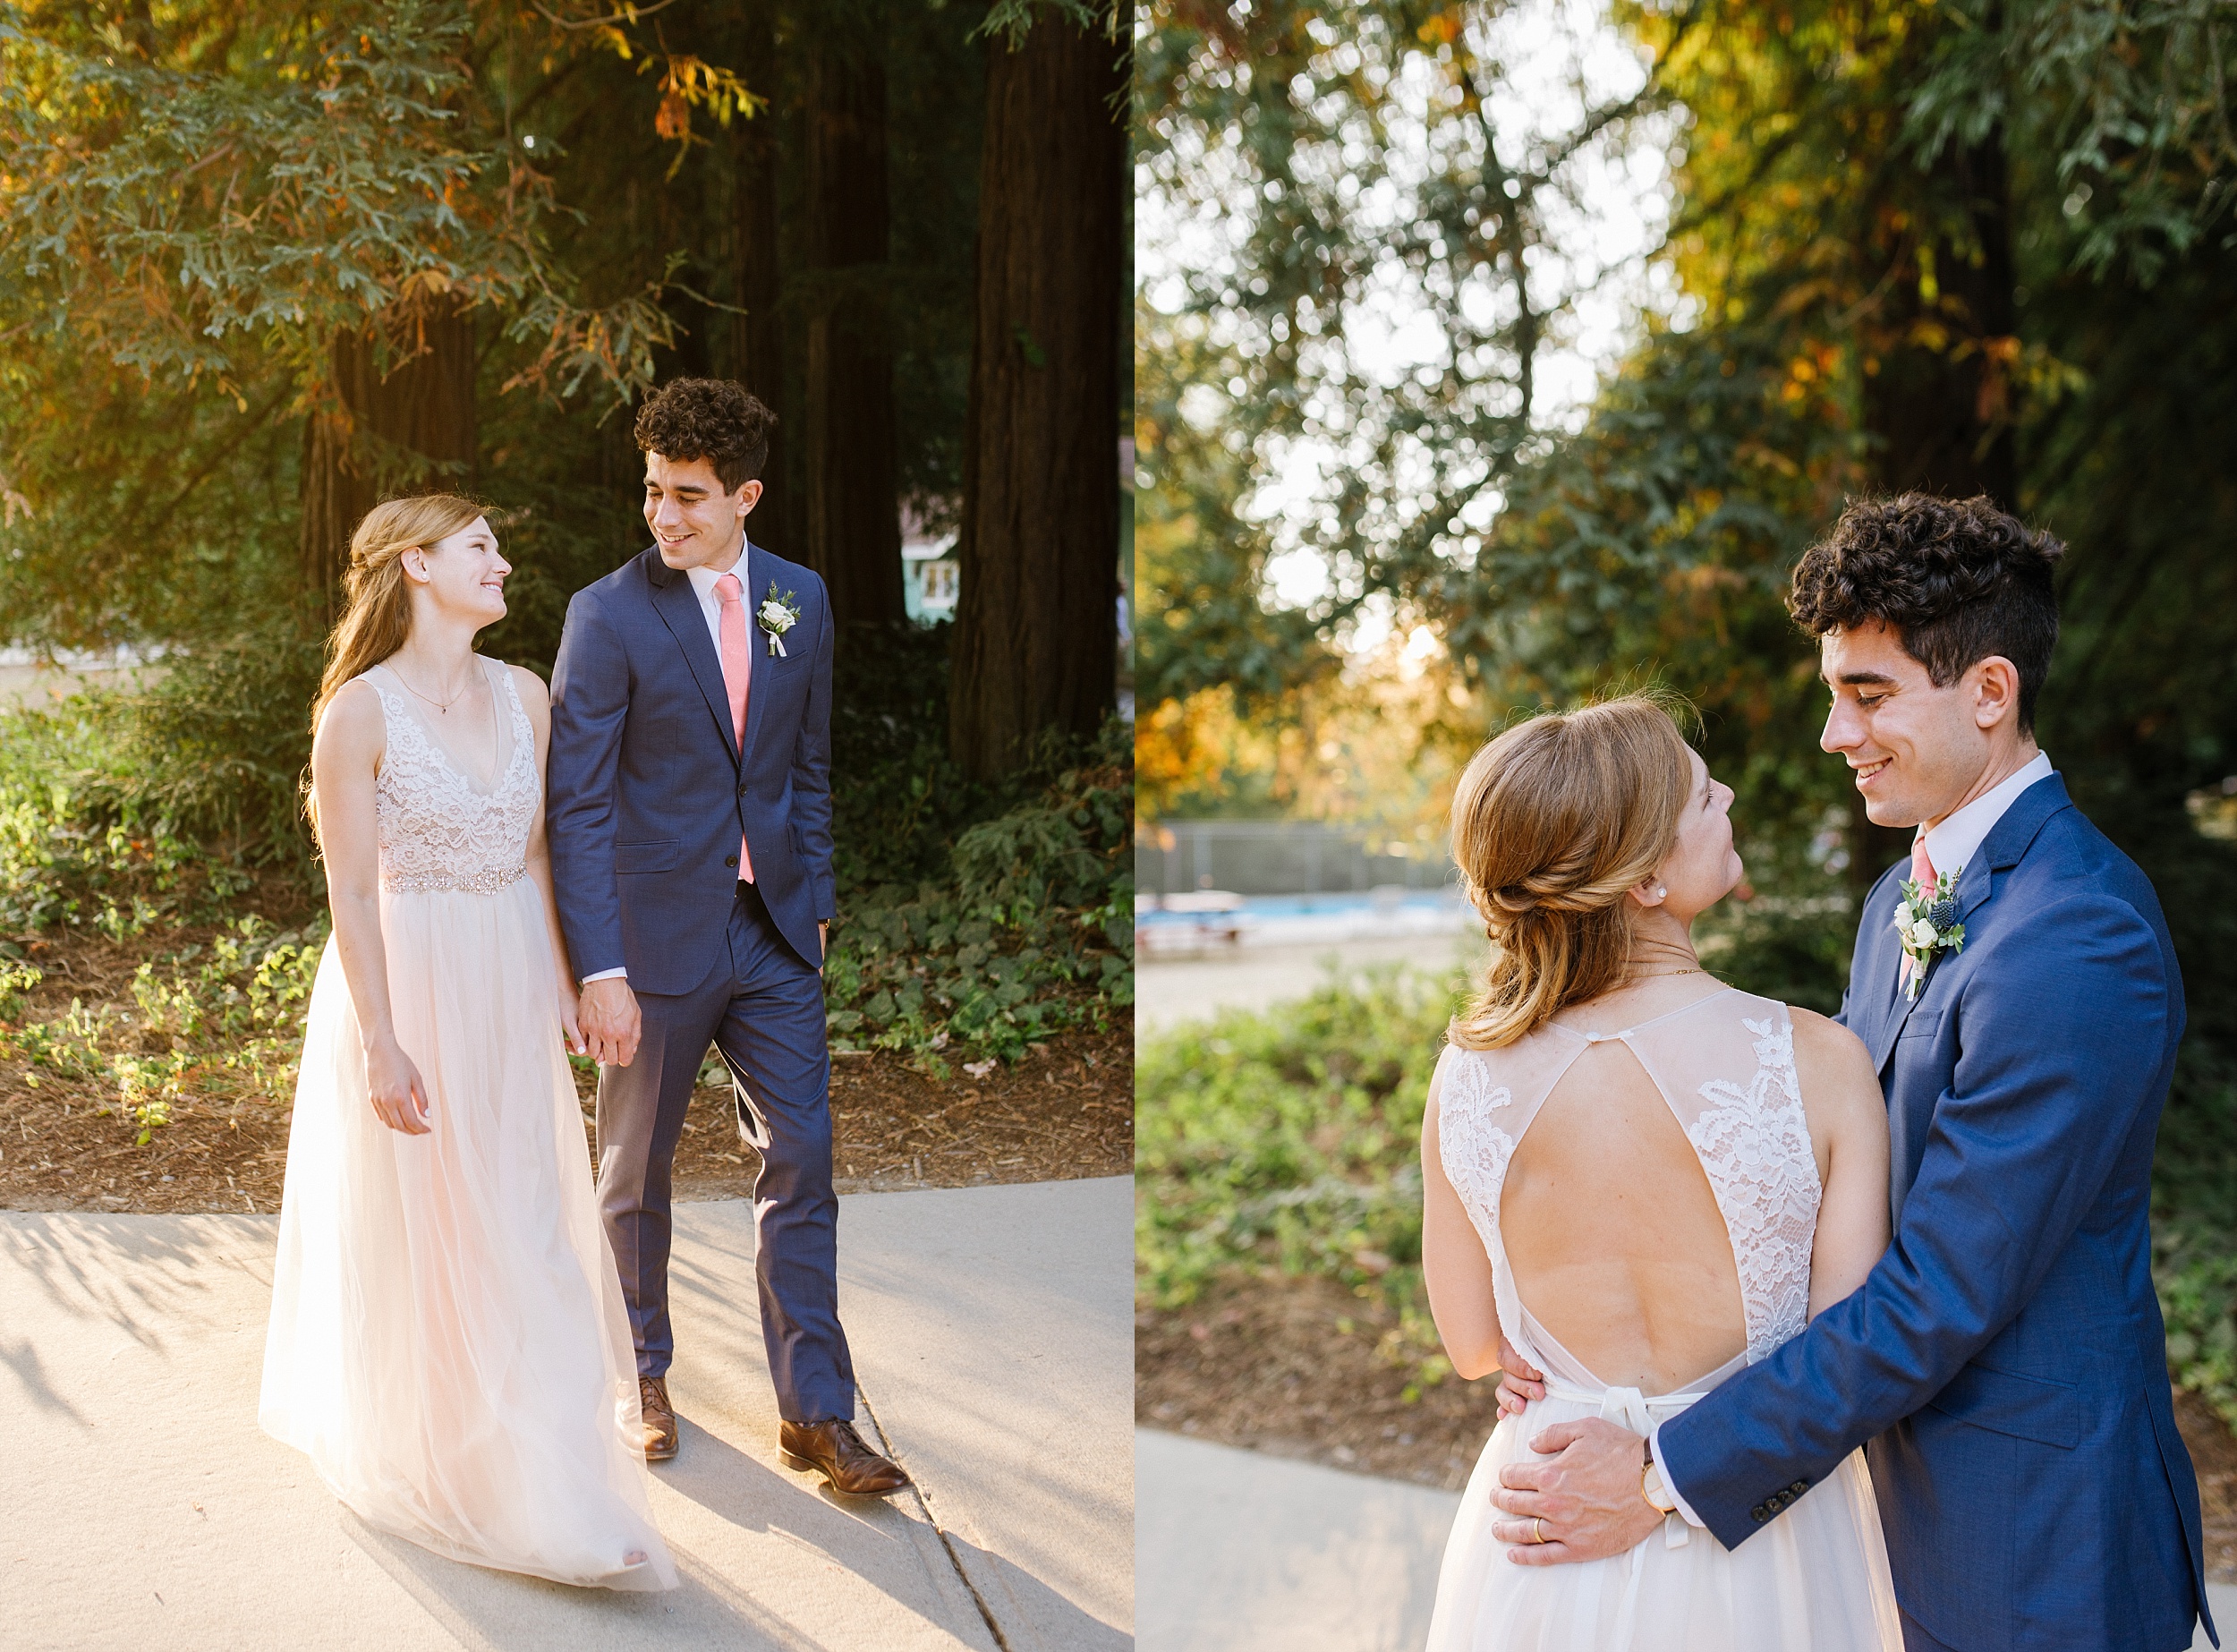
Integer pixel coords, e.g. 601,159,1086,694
593,881,854,1421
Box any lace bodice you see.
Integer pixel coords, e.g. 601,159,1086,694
1437,987,1823,1381
365,660,540,895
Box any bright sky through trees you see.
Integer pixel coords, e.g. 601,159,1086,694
1137,0,1681,633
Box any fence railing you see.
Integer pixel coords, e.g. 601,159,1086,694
1136,820,1457,899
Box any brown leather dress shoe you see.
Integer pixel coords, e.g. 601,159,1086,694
778,1418,910,1496
638,1376,679,1462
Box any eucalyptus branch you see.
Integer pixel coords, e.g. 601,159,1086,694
529,0,682,33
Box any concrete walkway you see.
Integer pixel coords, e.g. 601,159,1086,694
1138,1428,2234,1651
0,1179,1132,1652
1136,936,1474,1036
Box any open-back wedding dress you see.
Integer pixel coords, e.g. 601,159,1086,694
260,659,675,1590
1427,986,1901,1649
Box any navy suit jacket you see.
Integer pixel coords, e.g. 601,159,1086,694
545,542,835,992
1658,774,2214,1652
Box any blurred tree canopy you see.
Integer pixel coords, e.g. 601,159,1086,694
1136,0,2237,919
0,0,1127,776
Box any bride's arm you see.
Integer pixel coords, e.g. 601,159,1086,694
1790,1008,1893,1316
1421,1047,1504,1381
514,666,584,1056
310,682,430,1135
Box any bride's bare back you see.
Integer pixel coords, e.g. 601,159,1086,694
1423,977,1891,1399
1501,1033,1751,1392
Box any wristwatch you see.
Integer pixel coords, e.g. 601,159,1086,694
1641,1440,1679,1514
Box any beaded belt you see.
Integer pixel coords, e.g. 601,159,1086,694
381,864,528,895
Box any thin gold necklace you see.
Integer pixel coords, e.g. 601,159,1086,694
392,660,473,715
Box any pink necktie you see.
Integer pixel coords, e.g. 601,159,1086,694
1901,834,1935,987
713,573,754,883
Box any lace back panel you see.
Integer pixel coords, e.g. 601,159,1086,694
1437,987,1823,1383
366,660,540,894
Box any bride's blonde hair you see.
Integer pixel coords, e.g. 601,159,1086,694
303,493,489,838
1447,693,1696,1051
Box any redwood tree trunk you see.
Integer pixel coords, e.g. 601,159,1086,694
299,293,478,616
1850,108,2018,902
730,0,789,557
803,42,903,627
1860,132,2019,508
948,14,1126,779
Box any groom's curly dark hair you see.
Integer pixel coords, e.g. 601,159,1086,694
634,378,778,494
1787,493,2065,732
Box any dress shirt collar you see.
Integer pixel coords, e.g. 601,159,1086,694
683,544,748,606
1919,748,2054,881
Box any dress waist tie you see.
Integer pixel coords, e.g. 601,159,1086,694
1536,1377,1708,1648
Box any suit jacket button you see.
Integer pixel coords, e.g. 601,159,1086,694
737,784,748,796
1750,1505,1768,1522
724,855,738,868
1790,1480,1807,1494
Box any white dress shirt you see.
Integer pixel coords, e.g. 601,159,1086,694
1644,747,2056,1527
579,550,751,987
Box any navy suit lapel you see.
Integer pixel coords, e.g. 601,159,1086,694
1858,868,1910,1072
1865,771,2072,1071
645,554,741,767
737,541,770,774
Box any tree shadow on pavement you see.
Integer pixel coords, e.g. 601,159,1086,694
339,1510,829,1652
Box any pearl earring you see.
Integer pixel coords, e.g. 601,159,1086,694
1656,886,1667,898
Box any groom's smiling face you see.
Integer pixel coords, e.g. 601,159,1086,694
1819,618,2011,830
643,452,760,572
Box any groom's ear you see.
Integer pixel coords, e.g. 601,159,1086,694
735,480,763,520
1969,656,2021,731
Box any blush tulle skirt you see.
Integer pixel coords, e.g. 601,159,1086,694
259,880,676,1591
1425,1382,1901,1651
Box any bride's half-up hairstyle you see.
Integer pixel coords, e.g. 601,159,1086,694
304,493,489,836
1448,693,1697,1051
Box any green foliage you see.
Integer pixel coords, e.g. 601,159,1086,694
0,0,989,656
824,711,1135,1069
0,913,328,1142
0,619,1133,1073
0,0,677,396
1135,969,1459,1357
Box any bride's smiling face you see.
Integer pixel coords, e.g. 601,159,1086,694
403,516,508,626
1649,745,1744,920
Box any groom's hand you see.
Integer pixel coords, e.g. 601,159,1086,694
1489,1417,1663,1565
580,976,642,1067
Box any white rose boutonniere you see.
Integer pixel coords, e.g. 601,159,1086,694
1893,864,1965,1001
757,581,802,657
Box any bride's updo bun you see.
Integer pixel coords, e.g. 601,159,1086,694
1448,693,1695,1050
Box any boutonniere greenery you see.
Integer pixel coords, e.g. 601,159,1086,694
757,582,801,657
1893,866,1965,1001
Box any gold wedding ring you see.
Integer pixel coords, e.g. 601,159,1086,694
1533,1517,1548,1545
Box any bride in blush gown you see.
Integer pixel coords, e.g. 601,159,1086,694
260,494,675,1591
1419,695,1900,1649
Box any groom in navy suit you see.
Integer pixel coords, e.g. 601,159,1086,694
1489,495,2213,1649
545,377,907,1495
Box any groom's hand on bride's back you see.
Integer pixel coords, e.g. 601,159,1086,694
579,977,642,1067
1490,1416,1664,1565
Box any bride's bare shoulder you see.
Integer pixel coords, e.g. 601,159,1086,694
496,660,549,709
1787,1004,1868,1063
1786,1005,1884,1126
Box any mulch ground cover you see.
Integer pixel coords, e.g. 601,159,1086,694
1137,1271,2237,1580
0,921,1131,1214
